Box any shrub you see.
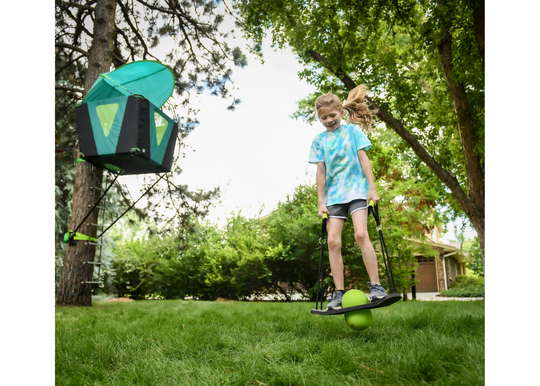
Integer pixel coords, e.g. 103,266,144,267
454,274,484,287
441,274,484,297
111,218,271,300
441,286,484,297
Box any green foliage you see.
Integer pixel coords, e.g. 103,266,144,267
56,300,485,385
260,183,325,299
54,153,76,293
110,176,447,300
441,286,484,298
464,236,484,277
447,225,483,277
111,215,269,300
454,274,484,287
441,274,484,297
112,234,175,299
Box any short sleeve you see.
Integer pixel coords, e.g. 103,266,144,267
353,126,372,152
308,137,323,164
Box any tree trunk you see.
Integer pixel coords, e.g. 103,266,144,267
437,24,485,268
473,1,485,64
56,0,117,307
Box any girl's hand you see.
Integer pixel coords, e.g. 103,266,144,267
367,188,379,206
318,204,329,218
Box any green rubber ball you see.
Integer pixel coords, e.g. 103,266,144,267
345,309,373,330
342,289,369,307
342,289,372,330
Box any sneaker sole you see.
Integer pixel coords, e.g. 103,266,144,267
370,295,387,302
327,305,342,310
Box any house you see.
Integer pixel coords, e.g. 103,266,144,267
410,227,472,293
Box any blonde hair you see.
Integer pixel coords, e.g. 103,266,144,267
315,85,378,132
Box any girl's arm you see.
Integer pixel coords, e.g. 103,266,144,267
358,149,379,205
316,162,329,218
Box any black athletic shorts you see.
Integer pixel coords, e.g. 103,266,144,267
327,199,368,222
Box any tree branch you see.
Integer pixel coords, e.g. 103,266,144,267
115,27,136,61
56,85,84,94
118,0,159,61
71,3,94,45
472,0,485,63
55,54,85,77
60,0,96,11
56,42,89,56
136,0,176,15
158,0,229,52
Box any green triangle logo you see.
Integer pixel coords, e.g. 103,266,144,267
154,112,169,146
96,103,119,137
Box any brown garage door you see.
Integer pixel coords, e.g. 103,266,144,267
415,257,437,292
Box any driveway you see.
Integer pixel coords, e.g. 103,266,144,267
407,292,484,301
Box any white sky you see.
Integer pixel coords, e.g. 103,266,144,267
169,40,321,225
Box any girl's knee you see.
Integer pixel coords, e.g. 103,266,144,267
354,229,369,243
327,235,342,250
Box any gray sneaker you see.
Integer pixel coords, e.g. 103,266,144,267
326,291,344,310
369,284,387,302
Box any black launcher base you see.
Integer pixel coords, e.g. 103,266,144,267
311,293,402,316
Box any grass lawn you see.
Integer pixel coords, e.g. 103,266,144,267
55,299,484,386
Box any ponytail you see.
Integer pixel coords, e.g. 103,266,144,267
343,85,378,132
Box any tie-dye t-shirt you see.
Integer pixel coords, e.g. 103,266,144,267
308,124,372,206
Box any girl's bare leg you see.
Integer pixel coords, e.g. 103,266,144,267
326,217,346,290
351,209,381,285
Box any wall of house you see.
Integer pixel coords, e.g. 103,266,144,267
445,256,461,288
436,251,446,291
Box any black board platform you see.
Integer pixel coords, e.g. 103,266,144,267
311,293,402,316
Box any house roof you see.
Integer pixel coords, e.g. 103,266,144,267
408,238,471,263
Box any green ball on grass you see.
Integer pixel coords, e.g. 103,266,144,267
342,289,373,331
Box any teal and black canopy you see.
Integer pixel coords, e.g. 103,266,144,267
76,60,179,175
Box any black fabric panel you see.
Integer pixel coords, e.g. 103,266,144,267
76,104,98,157
116,96,141,154
82,153,167,175
122,156,167,175
160,121,179,172
137,98,151,162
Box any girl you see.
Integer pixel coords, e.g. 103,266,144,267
308,85,386,310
